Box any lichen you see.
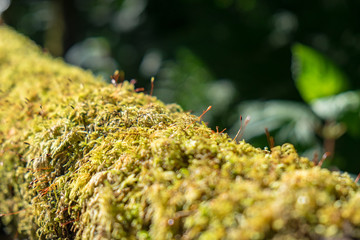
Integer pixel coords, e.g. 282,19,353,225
0,25,359,240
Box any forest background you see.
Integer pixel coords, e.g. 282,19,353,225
1,0,360,175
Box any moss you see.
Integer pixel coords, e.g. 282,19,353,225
0,25,359,240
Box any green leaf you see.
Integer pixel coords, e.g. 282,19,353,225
311,91,360,136
233,100,321,145
291,43,349,103
311,90,360,120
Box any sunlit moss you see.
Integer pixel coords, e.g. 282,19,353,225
0,25,359,240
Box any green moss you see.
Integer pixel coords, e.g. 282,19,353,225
0,25,359,239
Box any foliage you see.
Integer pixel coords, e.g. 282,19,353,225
292,43,349,103
233,44,360,174
1,26,360,240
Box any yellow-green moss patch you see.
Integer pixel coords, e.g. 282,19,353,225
0,26,359,240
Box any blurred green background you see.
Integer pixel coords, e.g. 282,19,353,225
1,0,360,175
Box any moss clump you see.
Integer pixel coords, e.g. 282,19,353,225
0,25,359,240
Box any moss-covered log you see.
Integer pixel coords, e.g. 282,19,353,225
0,26,360,240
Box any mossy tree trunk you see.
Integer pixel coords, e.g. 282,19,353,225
0,26,360,240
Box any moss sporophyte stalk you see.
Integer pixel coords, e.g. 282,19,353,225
0,26,359,240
